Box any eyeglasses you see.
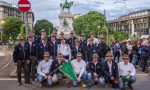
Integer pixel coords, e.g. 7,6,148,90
44,56,49,57
77,56,82,57
106,55,113,57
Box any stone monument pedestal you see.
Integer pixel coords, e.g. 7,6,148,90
57,12,74,35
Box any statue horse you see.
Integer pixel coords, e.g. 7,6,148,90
60,0,73,12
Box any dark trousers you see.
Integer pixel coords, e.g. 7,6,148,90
29,56,37,80
17,60,30,83
114,52,120,62
108,78,118,88
141,56,148,72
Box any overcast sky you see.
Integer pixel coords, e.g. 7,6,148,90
3,0,150,26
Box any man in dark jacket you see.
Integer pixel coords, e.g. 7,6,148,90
86,39,99,63
36,37,50,62
25,34,38,81
86,53,105,88
80,33,87,51
71,39,85,60
98,35,111,64
48,33,58,60
104,51,119,89
49,53,66,84
67,31,77,49
13,36,31,86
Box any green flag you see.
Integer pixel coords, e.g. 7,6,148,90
59,60,77,80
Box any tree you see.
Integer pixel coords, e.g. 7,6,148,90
20,24,32,39
73,11,107,37
2,17,24,42
34,19,53,36
113,31,129,41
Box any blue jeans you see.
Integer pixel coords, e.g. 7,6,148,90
99,58,105,68
72,71,87,87
38,75,52,86
119,76,136,89
86,73,106,86
132,54,138,67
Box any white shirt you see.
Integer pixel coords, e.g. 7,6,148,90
37,59,53,76
127,44,132,51
76,46,78,52
107,61,112,75
87,37,99,45
118,62,136,76
71,59,86,78
57,44,71,59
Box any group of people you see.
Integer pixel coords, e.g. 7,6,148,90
112,37,150,72
12,29,149,90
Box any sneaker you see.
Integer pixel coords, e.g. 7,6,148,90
127,84,133,90
18,82,22,86
82,83,87,88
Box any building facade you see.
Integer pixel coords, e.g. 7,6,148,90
0,1,34,30
108,9,150,36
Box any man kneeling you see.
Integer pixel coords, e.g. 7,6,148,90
49,53,67,84
118,54,136,90
37,52,56,87
86,53,106,88
66,52,86,87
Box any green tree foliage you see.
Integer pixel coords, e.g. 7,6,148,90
20,24,32,39
73,11,107,37
113,31,129,41
2,17,24,42
34,19,53,36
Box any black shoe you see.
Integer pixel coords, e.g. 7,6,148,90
94,82,98,85
87,85,92,89
128,84,133,89
32,78,35,81
25,81,32,84
18,82,22,86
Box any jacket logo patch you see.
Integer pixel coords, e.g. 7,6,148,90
19,48,22,51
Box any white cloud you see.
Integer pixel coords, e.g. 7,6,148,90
2,0,150,26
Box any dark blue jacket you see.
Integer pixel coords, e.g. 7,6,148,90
80,39,87,50
36,43,50,60
98,42,111,58
48,40,58,58
71,45,85,59
87,61,104,78
86,44,99,62
13,44,30,63
50,60,66,76
104,61,119,80
67,37,77,48
25,41,38,56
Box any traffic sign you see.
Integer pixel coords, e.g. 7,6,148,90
18,0,31,12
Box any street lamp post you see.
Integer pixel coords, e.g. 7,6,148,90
49,28,51,37
97,26,100,37
0,27,2,42
0,20,4,42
